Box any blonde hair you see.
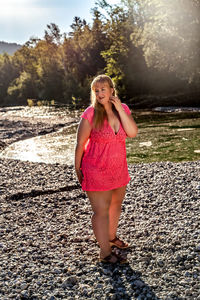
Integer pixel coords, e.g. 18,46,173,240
91,75,117,129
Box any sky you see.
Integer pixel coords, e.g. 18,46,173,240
0,0,120,45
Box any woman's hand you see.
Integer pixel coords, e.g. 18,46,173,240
76,168,83,184
109,96,123,112
110,97,138,138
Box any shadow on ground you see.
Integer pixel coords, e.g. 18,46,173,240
95,260,161,300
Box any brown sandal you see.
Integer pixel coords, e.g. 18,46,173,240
100,252,127,264
109,237,129,249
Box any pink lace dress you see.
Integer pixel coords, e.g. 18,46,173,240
80,103,131,191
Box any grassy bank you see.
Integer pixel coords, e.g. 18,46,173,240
126,111,200,163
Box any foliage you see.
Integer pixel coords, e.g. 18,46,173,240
127,0,200,86
0,0,199,107
7,71,33,104
0,53,19,105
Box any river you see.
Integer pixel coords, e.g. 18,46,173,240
0,106,80,165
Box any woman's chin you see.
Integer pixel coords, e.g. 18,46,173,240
97,99,104,105
97,99,109,105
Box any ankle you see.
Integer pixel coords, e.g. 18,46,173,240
100,249,112,259
109,236,116,242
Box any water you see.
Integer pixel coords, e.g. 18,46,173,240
1,106,199,165
0,105,80,123
0,106,80,165
0,127,76,165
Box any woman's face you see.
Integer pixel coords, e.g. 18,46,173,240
93,82,113,106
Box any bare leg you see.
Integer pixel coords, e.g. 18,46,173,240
109,185,126,241
87,190,113,259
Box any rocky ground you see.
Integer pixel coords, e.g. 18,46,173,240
0,159,199,300
0,108,200,299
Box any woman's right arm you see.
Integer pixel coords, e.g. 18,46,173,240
75,118,92,184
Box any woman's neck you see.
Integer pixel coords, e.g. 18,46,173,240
103,102,113,114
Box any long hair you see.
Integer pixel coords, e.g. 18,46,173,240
91,75,117,129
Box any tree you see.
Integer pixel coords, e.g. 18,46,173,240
0,53,19,105
7,71,33,105
128,0,200,86
99,0,150,99
8,41,40,104
62,13,107,104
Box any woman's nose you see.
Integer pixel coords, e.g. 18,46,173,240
98,91,103,97
100,90,105,96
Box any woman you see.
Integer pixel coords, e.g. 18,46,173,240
75,75,138,263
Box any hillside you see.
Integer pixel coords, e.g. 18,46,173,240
0,41,21,55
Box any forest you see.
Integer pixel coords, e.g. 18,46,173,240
0,0,199,108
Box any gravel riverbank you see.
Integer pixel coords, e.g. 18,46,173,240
0,158,199,300
0,107,199,299
0,106,79,150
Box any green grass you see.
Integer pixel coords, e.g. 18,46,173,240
126,111,200,164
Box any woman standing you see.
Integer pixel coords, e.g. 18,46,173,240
75,75,138,263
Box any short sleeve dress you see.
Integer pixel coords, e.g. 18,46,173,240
80,103,131,191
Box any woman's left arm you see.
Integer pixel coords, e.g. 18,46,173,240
110,96,138,138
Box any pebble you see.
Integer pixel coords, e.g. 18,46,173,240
0,116,199,299
195,245,200,252
133,279,145,288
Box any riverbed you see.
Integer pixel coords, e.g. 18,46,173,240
0,106,200,165
0,106,200,299
0,106,80,164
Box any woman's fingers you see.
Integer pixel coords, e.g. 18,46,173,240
109,96,122,111
79,173,83,184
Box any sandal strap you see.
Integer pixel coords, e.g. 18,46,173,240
110,237,127,247
110,237,119,243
